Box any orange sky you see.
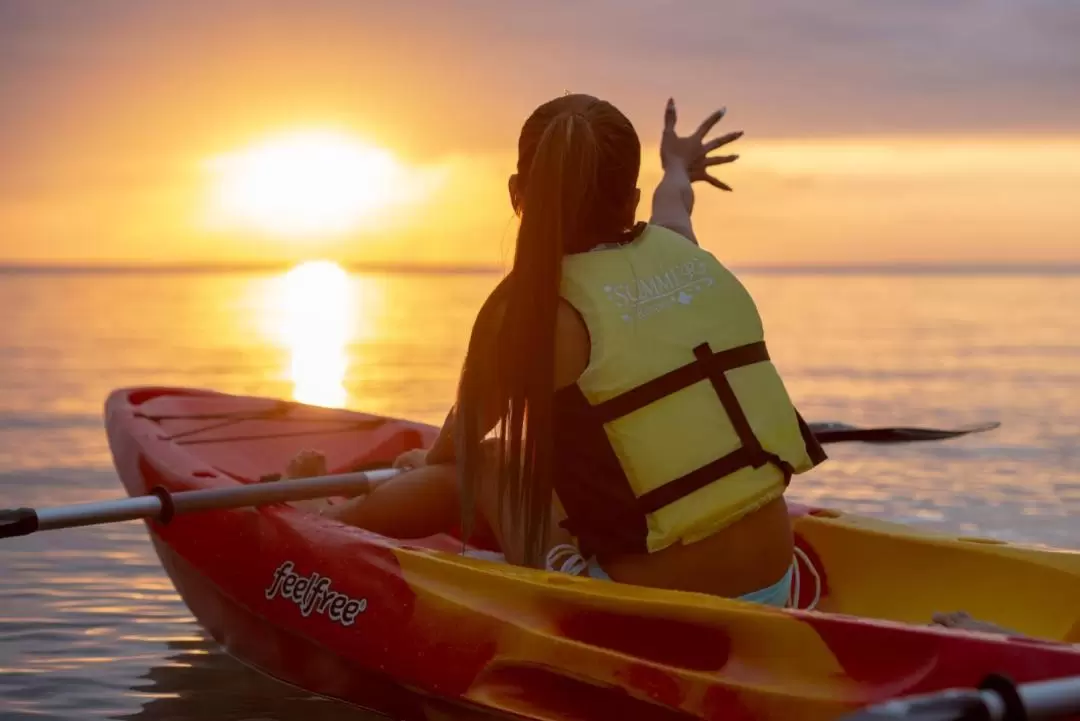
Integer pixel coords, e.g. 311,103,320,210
2,2,1079,267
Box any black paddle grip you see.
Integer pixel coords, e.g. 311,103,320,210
837,689,991,720
0,507,40,539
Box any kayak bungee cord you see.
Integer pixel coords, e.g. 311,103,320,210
789,545,822,611
173,420,389,446
136,402,391,444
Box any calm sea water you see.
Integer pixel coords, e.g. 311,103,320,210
0,267,1078,720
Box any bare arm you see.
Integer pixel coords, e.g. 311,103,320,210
424,406,457,465
650,163,699,244
649,99,743,246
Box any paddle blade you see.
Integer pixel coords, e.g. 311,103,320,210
810,421,1000,444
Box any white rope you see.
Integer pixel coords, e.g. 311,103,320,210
542,542,823,599
789,545,822,611
545,543,589,576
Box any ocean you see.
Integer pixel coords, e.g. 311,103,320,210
0,266,1077,720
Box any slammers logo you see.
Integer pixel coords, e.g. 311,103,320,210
603,259,716,322
265,561,368,627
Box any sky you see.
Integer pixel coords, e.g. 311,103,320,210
1,0,1079,267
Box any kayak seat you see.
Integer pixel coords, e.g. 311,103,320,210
791,509,1080,641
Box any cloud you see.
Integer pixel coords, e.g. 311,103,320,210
2,1,1078,149
1,0,1078,263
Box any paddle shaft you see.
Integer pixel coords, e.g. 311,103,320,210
841,674,1080,720
0,419,999,540
1023,676,1080,718
0,469,399,539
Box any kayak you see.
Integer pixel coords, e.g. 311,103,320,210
104,386,1080,721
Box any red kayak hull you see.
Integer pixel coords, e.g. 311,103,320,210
104,387,1080,721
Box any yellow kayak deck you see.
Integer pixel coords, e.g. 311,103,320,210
791,505,1080,642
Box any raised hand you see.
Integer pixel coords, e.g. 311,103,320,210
660,99,743,191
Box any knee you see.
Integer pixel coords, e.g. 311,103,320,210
479,438,502,453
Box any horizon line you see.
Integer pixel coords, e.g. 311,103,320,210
1,261,1079,276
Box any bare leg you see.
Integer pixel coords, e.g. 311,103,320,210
453,440,576,569
282,443,573,568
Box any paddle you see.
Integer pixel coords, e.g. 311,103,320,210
0,419,999,541
809,421,1000,444
0,469,399,540
838,673,1080,720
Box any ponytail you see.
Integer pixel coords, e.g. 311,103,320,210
456,112,599,567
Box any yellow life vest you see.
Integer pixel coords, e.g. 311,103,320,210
557,224,824,554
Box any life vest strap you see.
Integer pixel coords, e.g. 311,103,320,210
629,341,789,515
591,341,771,424
693,342,765,459
635,445,760,515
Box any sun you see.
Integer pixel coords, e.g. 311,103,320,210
207,130,406,238
279,260,356,408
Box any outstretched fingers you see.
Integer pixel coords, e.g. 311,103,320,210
704,130,744,153
702,174,733,192
664,98,677,132
705,154,739,167
693,107,727,140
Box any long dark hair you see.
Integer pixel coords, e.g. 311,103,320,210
455,94,641,567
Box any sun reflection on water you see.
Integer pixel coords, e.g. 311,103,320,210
274,261,361,408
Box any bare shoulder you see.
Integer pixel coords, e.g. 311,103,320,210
476,279,510,329
554,299,590,389
472,282,588,390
